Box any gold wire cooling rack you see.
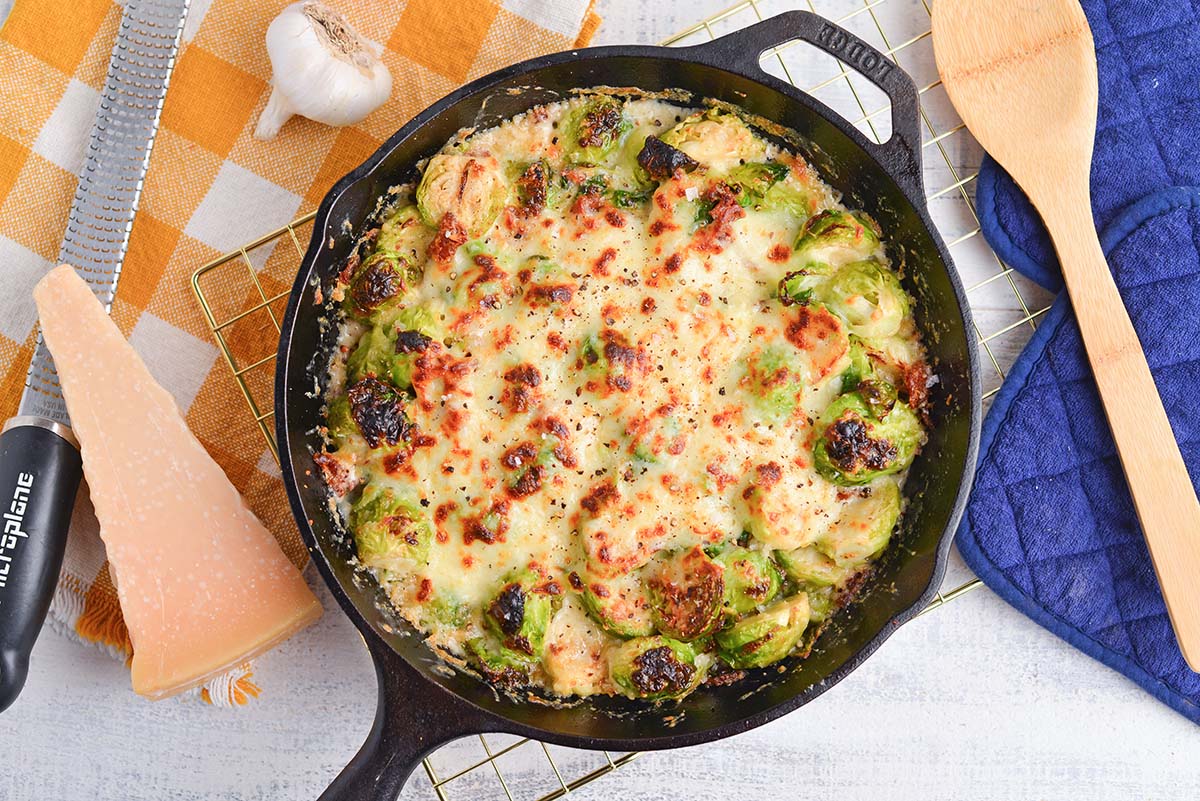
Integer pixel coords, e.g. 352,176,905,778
191,1,1052,797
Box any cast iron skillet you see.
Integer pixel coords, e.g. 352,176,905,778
277,10,981,800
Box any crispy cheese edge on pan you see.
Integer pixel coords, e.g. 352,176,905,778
33,264,322,700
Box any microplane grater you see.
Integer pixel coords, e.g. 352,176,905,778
17,0,192,422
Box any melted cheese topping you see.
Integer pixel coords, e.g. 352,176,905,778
321,97,928,699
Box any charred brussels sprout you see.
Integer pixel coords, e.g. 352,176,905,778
645,546,726,641
344,251,420,321
609,636,704,701
821,479,902,566
714,547,781,614
351,479,431,571
793,209,882,267
343,377,411,449
820,260,910,339
563,96,630,165
483,569,554,659
416,152,507,237
775,545,849,588
743,344,805,425
715,593,810,669
513,159,563,215
813,392,923,485
636,135,699,182
658,108,766,172
579,572,655,638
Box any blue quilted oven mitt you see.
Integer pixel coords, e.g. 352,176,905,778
958,0,1200,723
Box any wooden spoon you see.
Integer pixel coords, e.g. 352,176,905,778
933,0,1200,670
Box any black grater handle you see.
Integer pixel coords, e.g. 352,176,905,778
0,417,82,714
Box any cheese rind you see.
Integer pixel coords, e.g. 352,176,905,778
34,265,322,699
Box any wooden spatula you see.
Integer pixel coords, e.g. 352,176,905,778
933,0,1200,670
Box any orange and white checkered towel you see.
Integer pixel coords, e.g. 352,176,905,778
0,0,599,705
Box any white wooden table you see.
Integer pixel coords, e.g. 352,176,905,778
3,1,1197,799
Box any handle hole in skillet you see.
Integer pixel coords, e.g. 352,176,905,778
754,35,893,143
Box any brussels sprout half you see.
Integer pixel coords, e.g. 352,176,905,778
636,135,699,182
341,376,412,450
778,262,835,307
563,96,631,165
776,545,845,588
813,392,923,485
715,593,810,669
820,479,902,566
374,205,429,255
819,259,910,339
466,636,531,688
416,152,508,238
609,636,705,701
424,591,471,628
807,586,836,623
579,572,656,638
840,336,873,393
725,161,787,204
347,306,443,390
324,395,362,454
512,159,563,215
713,546,781,614
658,108,767,172
483,568,555,659
793,209,882,267
645,546,726,641
742,344,805,425
343,250,421,322
351,479,431,572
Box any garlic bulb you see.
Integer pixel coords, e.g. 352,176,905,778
254,1,392,141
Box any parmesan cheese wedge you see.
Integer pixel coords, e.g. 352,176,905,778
33,265,322,699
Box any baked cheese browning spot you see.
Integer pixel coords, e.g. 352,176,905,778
515,161,549,217
525,282,575,307
785,304,850,382
501,363,542,413
321,96,930,702
692,182,745,253
463,500,511,546
428,211,467,261
768,243,792,263
313,451,355,496
592,247,617,277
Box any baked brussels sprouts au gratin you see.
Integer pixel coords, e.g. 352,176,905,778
317,95,933,702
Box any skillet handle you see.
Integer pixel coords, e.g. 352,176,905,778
319,631,495,801
689,10,925,199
